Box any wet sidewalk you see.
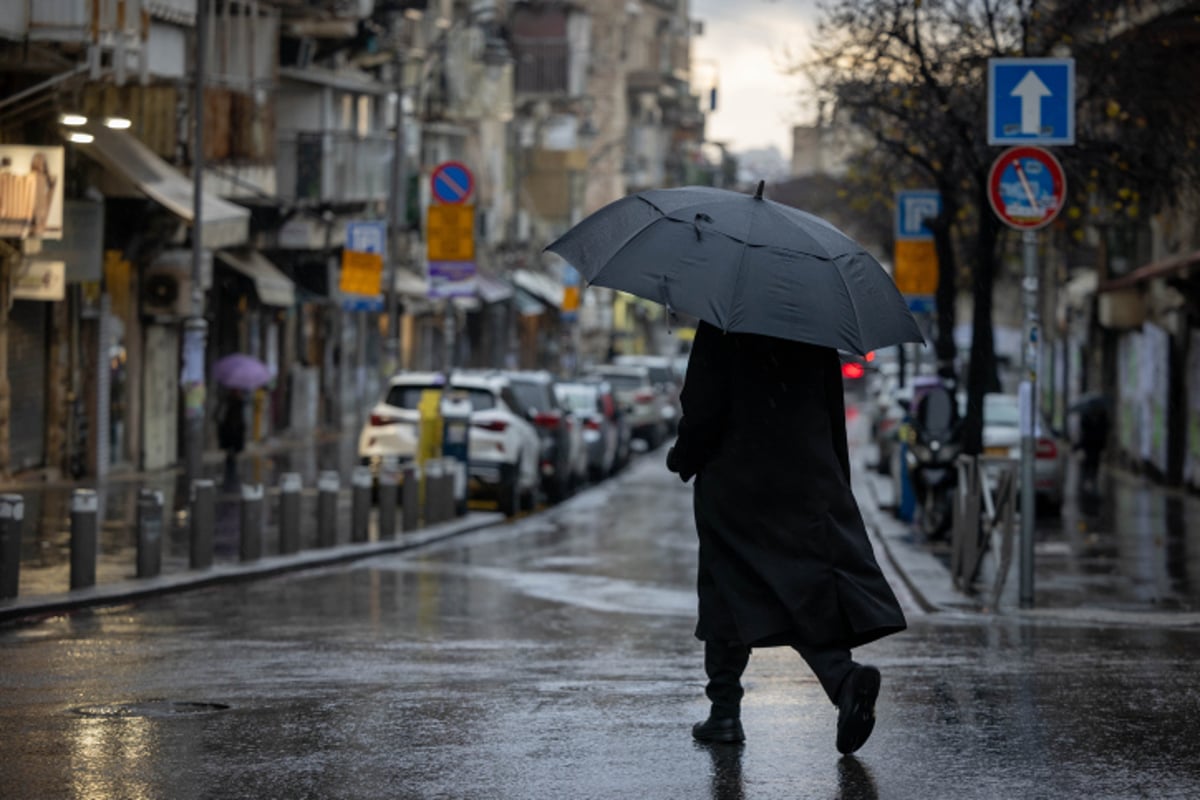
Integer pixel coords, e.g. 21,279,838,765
856,443,1200,622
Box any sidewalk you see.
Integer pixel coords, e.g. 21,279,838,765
854,449,1200,628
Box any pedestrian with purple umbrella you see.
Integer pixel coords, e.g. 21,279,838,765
216,388,246,489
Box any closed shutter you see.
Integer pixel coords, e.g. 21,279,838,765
8,300,47,472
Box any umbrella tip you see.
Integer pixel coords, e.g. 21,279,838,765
754,180,765,200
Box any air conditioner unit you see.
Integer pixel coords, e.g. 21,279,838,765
141,265,192,319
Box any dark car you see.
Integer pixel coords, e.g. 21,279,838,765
505,370,585,502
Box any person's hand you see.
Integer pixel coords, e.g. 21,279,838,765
666,447,694,483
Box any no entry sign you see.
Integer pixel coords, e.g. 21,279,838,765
987,146,1067,230
430,161,474,204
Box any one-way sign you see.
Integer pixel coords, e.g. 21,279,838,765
987,58,1075,145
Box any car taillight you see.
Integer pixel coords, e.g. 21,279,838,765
841,362,865,380
584,419,601,431
633,390,654,403
534,411,562,428
1036,438,1058,459
370,413,399,426
474,420,508,432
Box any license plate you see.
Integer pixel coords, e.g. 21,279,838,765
984,446,1008,456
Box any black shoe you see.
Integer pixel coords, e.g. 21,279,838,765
692,715,745,744
836,665,880,754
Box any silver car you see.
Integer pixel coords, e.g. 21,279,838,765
590,364,667,449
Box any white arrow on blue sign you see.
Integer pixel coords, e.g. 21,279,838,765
987,58,1075,145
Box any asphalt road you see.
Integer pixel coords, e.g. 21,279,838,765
2,447,1198,799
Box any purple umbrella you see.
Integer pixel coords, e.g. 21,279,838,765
213,353,273,391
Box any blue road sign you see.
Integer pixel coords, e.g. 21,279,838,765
907,296,935,314
430,161,474,204
895,190,941,241
988,58,1075,145
346,220,387,256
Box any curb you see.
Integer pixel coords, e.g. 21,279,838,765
0,511,506,626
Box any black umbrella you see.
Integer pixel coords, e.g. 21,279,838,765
545,182,924,355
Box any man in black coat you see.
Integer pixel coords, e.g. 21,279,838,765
667,321,906,754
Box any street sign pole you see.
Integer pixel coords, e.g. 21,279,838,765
1020,230,1039,609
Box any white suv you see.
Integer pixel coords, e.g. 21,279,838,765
358,370,540,515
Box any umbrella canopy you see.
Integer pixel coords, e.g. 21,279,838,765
213,353,273,391
546,183,925,355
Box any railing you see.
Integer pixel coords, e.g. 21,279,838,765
276,131,393,205
950,455,1018,607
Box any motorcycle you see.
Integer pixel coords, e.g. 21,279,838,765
903,385,962,540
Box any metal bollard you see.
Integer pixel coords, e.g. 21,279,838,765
401,464,420,532
435,459,454,521
278,473,302,555
190,479,215,570
425,460,445,524
317,471,339,548
69,489,98,590
0,494,24,599
377,469,398,540
350,466,372,543
136,489,164,579
239,483,265,562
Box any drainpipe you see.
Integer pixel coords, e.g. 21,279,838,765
182,0,209,487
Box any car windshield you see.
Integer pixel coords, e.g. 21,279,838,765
556,385,598,413
448,386,497,412
384,384,443,410
509,381,552,413
645,366,674,385
596,372,645,391
984,395,1020,427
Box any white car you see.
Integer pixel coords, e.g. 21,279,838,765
359,370,541,515
590,364,668,448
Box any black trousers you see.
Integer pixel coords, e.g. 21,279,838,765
704,640,855,718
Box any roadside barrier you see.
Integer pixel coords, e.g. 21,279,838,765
951,455,1018,607
0,463,470,601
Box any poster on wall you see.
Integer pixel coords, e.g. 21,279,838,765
1141,323,1169,472
1116,331,1142,461
0,145,64,239
1187,331,1200,488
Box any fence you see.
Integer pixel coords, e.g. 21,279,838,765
0,459,462,602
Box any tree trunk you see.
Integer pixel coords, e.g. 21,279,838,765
962,185,1002,456
929,193,958,379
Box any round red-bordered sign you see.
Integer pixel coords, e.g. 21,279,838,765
987,146,1067,230
430,161,474,205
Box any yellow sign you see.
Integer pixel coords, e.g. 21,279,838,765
893,239,939,295
562,285,580,313
427,204,475,262
339,249,383,295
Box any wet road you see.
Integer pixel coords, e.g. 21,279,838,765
2,451,1199,798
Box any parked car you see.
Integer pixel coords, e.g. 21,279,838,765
589,364,667,448
613,354,682,433
555,379,620,481
359,370,540,515
979,392,1064,512
505,370,587,501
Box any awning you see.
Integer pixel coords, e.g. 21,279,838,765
71,124,249,249
1100,249,1200,293
514,287,546,317
512,268,564,309
393,268,429,298
216,250,296,307
476,272,514,304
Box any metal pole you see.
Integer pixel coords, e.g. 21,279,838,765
1019,230,1039,608
385,46,409,377
401,464,419,532
183,0,209,488
378,468,398,540
239,483,264,561
69,489,98,590
0,494,24,598
136,489,164,579
278,472,301,554
350,466,372,543
317,470,339,547
190,479,214,569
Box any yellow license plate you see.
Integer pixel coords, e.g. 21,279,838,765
984,446,1008,456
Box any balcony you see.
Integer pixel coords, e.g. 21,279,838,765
10,0,153,43
277,131,392,206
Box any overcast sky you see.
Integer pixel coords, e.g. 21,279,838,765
689,0,821,156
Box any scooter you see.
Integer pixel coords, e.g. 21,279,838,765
903,385,962,540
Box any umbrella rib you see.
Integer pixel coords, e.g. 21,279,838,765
831,252,866,353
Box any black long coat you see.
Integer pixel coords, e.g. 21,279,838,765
668,321,906,650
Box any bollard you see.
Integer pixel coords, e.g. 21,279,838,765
136,489,164,579
0,494,24,599
317,471,339,548
239,483,265,562
425,460,446,524
350,466,372,543
401,464,420,533
190,479,215,570
435,459,454,521
377,469,398,540
69,489,98,590
278,473,302,555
